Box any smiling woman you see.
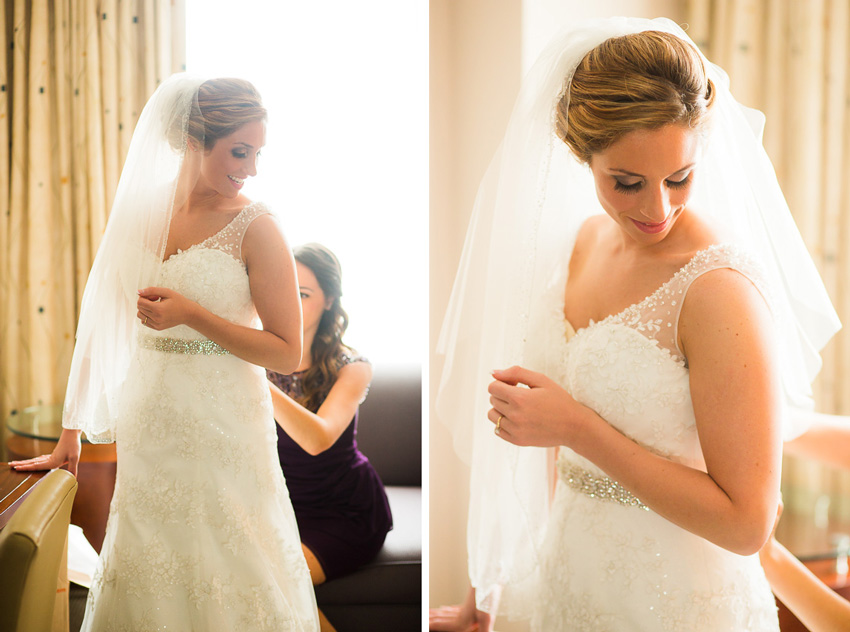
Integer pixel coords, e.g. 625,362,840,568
433,17,839,632
586,124,700,241
11,75,321,631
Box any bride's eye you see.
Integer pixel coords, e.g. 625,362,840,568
613,179,643,194
232,150,248,159
666,174,692,189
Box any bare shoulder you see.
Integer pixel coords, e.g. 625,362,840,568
671,208,725,258
338,359,373,385
678,265,773,356
569,214,608,275
241,211,288,267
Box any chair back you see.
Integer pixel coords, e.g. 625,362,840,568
356,364,421,487
0,469,78,632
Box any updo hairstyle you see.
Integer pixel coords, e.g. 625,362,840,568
168,78,266,152
556,31,716,164
294,243,354,413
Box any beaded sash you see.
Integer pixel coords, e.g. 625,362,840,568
558,459,649,511
139,335,230,356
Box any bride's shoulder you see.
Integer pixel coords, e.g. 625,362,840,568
569,214,608,273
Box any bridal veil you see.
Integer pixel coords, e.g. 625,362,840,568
435,16,840,618
62,74,205,443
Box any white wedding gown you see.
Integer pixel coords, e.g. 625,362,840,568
81,202,319,631
531,244,779,631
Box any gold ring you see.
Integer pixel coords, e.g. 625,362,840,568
143,316,148,325
495,414,503,436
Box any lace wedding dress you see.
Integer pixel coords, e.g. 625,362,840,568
81,202,319,631
531,244,780,632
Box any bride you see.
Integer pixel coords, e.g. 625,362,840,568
11,75,319,630
433,17,840,632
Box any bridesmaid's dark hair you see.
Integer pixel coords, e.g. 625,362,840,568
295,243,353,412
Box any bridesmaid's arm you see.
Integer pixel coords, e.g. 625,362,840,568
784,410,850,470
137,214,303,374
760,537,850,632
489,268,781,555
270,361,372,455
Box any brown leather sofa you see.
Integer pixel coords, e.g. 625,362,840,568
315,363,422,631
0,468,78,632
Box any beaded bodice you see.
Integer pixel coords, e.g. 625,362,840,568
581,244,768,364
152,202,271,342
534,242,780,631
556,244,767,474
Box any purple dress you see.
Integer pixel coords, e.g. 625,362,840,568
267,354,393,581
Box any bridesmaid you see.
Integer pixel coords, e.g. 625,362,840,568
267,243,393,631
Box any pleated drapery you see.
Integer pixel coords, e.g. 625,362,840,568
687,0,850,518
0,1,185,446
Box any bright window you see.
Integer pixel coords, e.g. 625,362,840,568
186,1,427,366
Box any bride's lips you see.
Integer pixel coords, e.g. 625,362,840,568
631,215,671,234
227,175,244,190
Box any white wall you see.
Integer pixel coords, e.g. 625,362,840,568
522,0,685,69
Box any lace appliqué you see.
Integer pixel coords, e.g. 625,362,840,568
167,201,272,266
595,243,770,363
528,243,780,631
85,207,318,631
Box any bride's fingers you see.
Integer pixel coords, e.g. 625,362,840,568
488,393,512,411
9,454,55,471
487,408,515,442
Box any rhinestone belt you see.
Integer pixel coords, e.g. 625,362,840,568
139,335,230,356
558,460,649,511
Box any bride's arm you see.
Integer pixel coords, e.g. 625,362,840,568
137,214,302,375
489,267,781,556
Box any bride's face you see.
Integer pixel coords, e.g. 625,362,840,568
197,119,266,199
588,123,701,245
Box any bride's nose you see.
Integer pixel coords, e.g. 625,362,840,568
640,183,672,223
246,156,258,178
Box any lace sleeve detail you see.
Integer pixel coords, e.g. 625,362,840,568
668,243,772,359
608,243,773,364
202,201,273,263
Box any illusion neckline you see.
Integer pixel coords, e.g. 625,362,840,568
161,201,260,264
563,243,729,336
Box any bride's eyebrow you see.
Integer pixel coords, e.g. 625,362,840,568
610,163,696,177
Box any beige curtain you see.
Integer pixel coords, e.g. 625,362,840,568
0,0,185,448
686,0,850,518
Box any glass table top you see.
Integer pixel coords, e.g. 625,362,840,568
6,404,93,443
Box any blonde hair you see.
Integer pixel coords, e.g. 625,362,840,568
556,30,715,164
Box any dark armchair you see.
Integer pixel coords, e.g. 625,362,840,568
315,363,422,631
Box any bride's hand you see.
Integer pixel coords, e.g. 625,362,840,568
9,428,82,476
488,366,594,448
137,287,199,330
